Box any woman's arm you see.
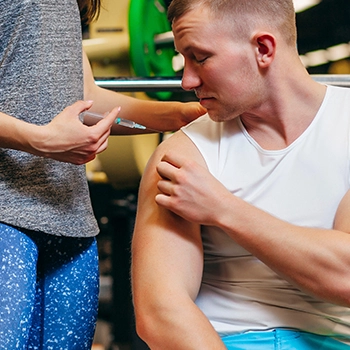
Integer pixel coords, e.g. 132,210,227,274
82,50,206,134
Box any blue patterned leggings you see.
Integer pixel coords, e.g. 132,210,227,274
0,222,99,349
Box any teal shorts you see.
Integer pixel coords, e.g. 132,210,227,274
221,329,350,349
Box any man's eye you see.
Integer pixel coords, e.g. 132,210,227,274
196,57,207,63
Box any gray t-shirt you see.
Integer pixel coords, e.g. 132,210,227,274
0,0,99,237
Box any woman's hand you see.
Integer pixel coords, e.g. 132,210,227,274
178,102,207,127
30,100,120,164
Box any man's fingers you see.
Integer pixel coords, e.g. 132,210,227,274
161,151,186,169
156,160,178,181
157,178,173,196
155,193,173,210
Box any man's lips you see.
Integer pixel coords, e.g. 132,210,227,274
195,90,214,104
199,96,214,106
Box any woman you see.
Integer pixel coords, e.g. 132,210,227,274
0,0,204,348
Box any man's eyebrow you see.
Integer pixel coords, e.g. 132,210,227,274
175,44,195,55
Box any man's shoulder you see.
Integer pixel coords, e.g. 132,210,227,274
159,129,200,154
154,129,206,165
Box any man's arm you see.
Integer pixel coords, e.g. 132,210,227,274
82,50,206,134
156,151,350,307
132,131,226,350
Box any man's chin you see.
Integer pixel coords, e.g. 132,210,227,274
207,111,220,122
207,109,239,123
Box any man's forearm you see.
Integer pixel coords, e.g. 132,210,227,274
218,195,350,306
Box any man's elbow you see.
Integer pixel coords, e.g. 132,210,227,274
133,299,170,348
134,309,156,346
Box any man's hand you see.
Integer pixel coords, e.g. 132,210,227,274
30,100,120,164
155,150,230,225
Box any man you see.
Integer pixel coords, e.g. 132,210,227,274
132,0,350,349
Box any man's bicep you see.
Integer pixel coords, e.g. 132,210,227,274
132,139,204,302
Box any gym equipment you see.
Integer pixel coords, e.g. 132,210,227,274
95,74,350,91
128,0,176,100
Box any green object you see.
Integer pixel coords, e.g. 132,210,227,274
129,0,175,100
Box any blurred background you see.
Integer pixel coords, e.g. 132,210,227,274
85,1,350,349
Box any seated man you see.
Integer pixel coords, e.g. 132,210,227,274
131,0,350,349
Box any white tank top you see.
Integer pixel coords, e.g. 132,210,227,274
182,85,350,340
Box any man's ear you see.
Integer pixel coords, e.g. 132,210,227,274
253,33,276,68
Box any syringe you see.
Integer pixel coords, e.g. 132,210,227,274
79,111,147,130
115,117,146,130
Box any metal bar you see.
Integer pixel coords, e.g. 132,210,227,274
95,74,350,92
95,76,184,92
154,31,174,48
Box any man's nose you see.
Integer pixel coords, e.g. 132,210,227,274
181,64,201,91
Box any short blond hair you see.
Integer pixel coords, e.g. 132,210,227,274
168,0,297,46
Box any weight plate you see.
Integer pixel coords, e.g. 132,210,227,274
129,0,175,100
